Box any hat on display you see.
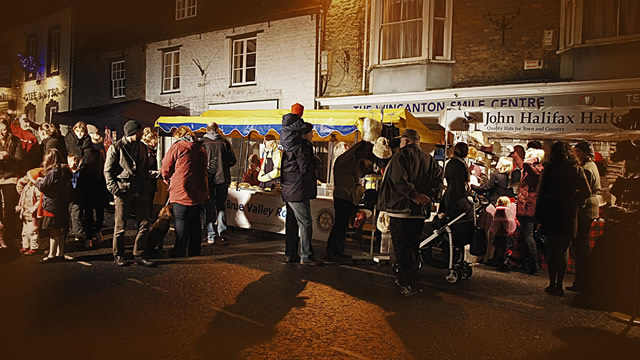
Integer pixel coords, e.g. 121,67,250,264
363,117,382,143
468,131,489,147
291,103,304,116
372,137,392,159
124,120,142,136
594,152,604,162
467,146,478,159
496,157,514,173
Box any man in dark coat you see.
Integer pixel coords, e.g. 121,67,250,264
104,120,154,267
378,129,443,296
202,122,236,244
280,121,321,265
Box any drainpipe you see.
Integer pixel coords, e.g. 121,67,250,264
362,0,369,92
67,5,75,111
315,3,325,109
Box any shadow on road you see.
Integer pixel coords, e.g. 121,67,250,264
195,272,308,360
538,326,640,359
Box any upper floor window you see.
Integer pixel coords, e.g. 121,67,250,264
231,37,257,86
176,0,197,20
372,0,452,64
561,0,640,49
25,33,38,81
47,25,60,77
162,50,180,93
111,60,126,98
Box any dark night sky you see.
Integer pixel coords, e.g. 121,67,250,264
1,0,74,31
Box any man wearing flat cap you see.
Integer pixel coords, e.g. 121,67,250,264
377,128,443,296
104,120,155,267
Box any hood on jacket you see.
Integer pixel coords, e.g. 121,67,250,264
282,113,302,126
174,137,202,151
204,131,223,141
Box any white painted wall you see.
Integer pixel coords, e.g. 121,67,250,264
145,15,317,115
7,7,73,123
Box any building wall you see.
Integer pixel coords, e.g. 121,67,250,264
451,0,561,87
146,15,317,114
73,45,147,109
7,7,73,123
560,41,640,81
321,0,367,97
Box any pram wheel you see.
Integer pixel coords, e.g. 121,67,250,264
445,269,460,284
457,263,472,280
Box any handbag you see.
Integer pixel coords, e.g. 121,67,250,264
469,226,488,256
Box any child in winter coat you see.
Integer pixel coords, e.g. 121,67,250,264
37,149,72,263
67,153,90,247
16,168,42,255
489,196,518,272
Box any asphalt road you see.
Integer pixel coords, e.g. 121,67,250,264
1,227,638,360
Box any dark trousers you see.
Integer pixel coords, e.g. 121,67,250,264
326,197,355,256
0,184,20,248
113,195,151,258
284,201,314,262
546,235,571,288
205,181,229,239
172,203,203,257
83,203,104,239
390,217,424,286
572,214,593,288
69,202,86,240
518,216,538,271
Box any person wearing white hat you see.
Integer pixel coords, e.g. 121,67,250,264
472,157,514,205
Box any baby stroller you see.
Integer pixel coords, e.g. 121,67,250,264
418,195,487,284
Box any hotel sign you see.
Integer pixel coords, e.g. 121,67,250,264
23,87,62,102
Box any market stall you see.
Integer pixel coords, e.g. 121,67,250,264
156,108,442,241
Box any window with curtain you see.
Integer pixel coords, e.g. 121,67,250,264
583,0,640,40
380,0,423,61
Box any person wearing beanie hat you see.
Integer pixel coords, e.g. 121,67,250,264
569,140,601,292
104,118,155,267
281,103,310,151
377,127,443,295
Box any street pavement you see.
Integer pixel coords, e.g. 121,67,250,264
1,225,639,360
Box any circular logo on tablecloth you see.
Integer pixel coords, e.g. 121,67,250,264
316,208,334,234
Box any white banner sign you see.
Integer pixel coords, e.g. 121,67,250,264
226,189,334,241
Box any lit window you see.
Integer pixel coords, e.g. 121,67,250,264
373,0,452,63
47,26,60,76
231,37,257,85
111,60,126,98
162,50,180,93
176,0,197,20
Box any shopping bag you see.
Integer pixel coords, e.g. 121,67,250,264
470,226,488,256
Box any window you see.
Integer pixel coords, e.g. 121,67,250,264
25,33,38,81
373,0,452,64
176,0,197,20
25,103,36,122
162,50,180,93
47,26,60,76
231,37,257,85
561,0,640,48
45,100,58,123
111,60,126,98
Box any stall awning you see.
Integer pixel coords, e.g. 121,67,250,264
52,99,185,137
156,108,443,143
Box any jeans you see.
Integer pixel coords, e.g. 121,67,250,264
113,194,151,258
69,202,85,240
390,217,424,286
546,235,571,288
326,197,355,256
205,181,228,240
518,216,538,271
172,203,203,257
285,200,314,262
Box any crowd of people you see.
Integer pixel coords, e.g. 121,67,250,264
0,105,604,298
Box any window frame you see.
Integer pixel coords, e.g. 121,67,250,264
175,0,197,21
371,0,453,65
110,60,126,99
161,49,181,94
560,0,640,50
25,33,38,81
230,36,257,86
47,25,61,77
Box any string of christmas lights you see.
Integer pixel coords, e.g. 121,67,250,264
17,53,40,73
